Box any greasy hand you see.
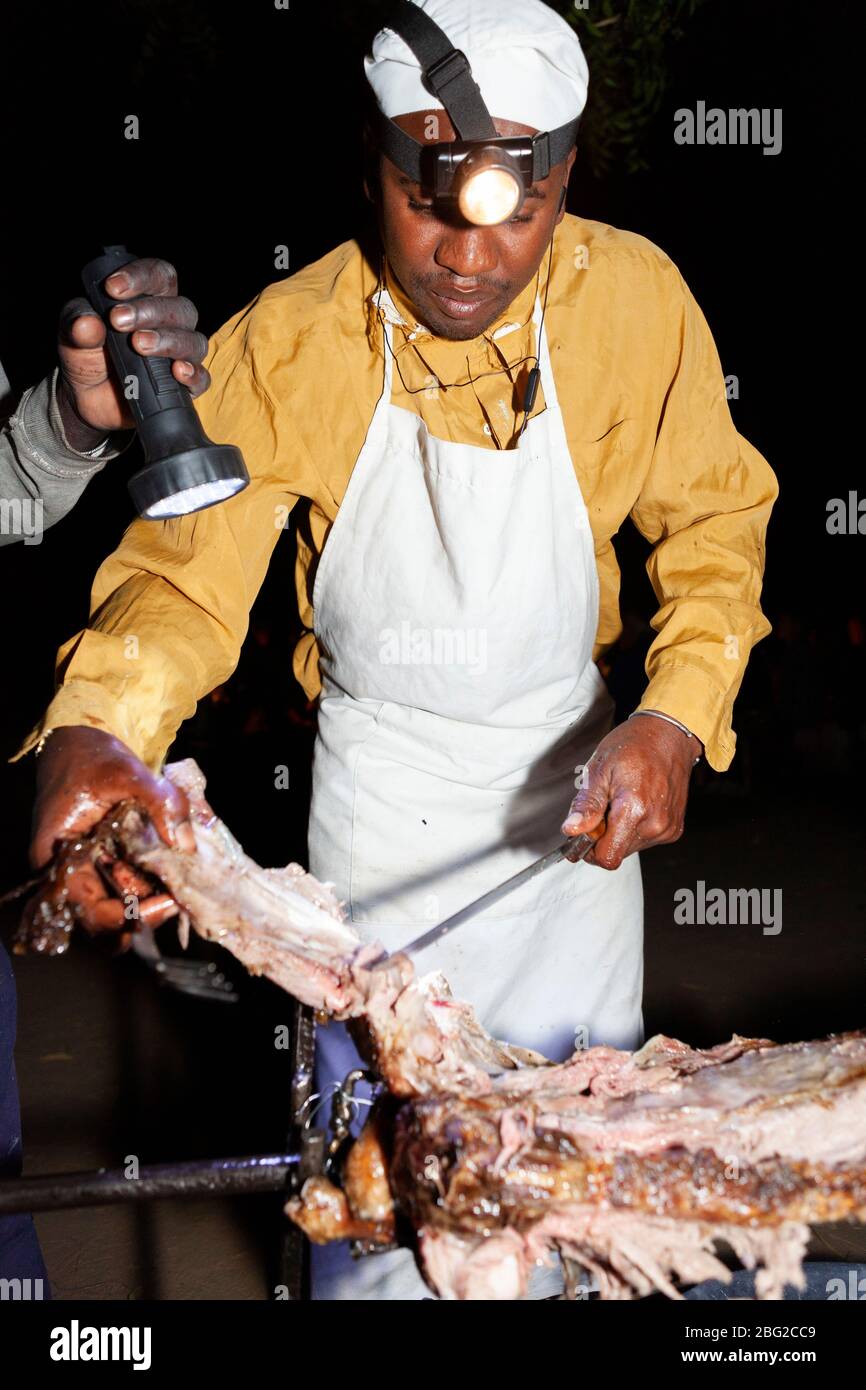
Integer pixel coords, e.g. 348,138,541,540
57,257,210,444
30,726,194,933
562,717,701,870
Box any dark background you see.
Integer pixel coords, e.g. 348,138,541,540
0,0,862,1298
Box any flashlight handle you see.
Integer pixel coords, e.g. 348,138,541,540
80,245,208,458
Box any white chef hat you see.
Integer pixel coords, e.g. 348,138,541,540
365,0,589,133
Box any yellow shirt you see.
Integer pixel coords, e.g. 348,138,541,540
18,213,777,772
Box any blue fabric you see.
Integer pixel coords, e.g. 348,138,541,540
0,938,50,1295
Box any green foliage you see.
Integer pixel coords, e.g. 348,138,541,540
123,0,221,89
546,0,709,176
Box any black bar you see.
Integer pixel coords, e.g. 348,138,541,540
0,1152,299,1214
280,1002,318,1300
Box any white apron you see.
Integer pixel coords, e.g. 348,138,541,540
306,285,644,1300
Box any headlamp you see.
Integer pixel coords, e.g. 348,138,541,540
374,1,580,227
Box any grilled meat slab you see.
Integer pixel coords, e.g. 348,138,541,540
386,1031,866,1298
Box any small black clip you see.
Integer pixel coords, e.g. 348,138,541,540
523,364,541,415
424,47,471,101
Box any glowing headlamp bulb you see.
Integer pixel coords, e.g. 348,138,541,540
458,166,522,225
454,146,524,226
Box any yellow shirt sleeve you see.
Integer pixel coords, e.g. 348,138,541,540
14,309,308,770
631,268,778,771
13,234,778,778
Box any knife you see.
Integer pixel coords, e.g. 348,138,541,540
371,819,606,972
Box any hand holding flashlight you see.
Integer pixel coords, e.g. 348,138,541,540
57,256,210,448
77,246,248,518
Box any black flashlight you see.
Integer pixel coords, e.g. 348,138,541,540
81,245,249,520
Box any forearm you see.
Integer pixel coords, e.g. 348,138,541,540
15,593,241,771
14,477,289,769
13,319,304,768
0,369,131,543
631,271,778,771
637,473,776,770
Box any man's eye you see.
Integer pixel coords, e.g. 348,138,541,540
407,197,533,225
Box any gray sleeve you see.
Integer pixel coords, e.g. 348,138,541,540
0,364,132,546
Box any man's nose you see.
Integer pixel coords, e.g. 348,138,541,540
434,227,499,279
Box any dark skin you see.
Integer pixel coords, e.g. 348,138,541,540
57,256,211,449
31,114,700,931
32,729,192,932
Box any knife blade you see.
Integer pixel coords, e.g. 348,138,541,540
371,819,606,972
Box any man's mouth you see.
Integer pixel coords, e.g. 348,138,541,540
428,285,496,319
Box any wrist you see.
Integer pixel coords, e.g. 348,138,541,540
37,723,119,768
56,375,111,454
628,709,703,765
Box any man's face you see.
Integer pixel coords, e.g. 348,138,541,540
374,110,574,341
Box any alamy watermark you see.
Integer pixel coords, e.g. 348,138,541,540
826,492,865,535
826,1270,866,1300
50,1321,151,1370
1,1277,45,1300
379,621,488,674
674,881,782,935
0,496,43,544
674,102,782,156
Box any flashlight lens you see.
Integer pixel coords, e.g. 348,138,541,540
143,477,246,520
458,167,522,226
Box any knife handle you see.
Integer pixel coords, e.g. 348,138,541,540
562,816,607,863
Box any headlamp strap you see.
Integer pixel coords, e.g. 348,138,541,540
378,1,581,194
531,121,581,180
386,0,497,141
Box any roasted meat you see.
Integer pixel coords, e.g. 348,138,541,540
386,1031,866,1299
18,759,866,1300
17,758,544,1097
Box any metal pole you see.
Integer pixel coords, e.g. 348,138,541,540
0,1152,299,1215
280,1002,318,1300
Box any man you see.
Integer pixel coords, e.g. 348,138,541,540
1,259,208,1288
24,0,777,1300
